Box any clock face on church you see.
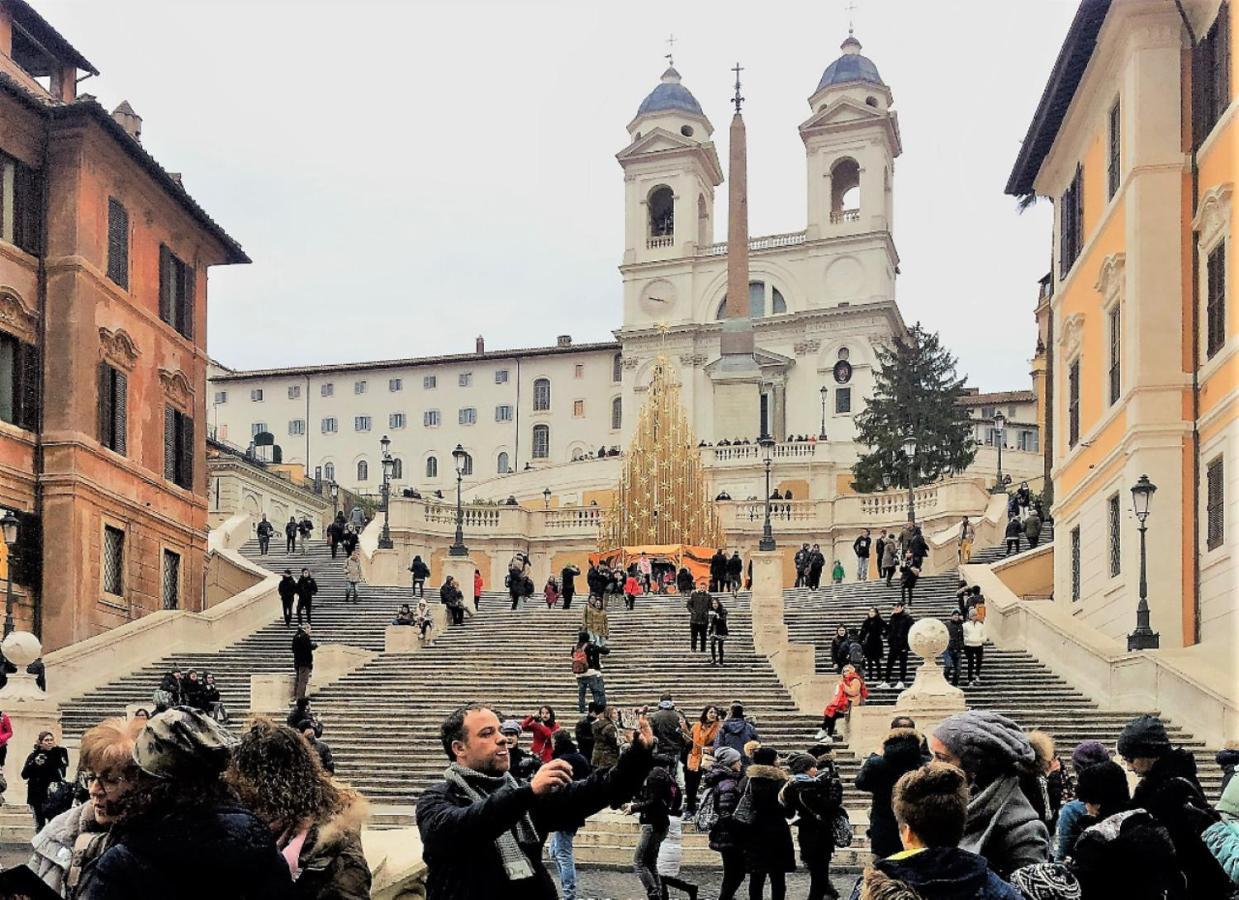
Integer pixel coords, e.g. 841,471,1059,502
833,360,852,384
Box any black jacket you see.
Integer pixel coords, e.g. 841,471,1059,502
946,619,965,652
703,764,744,851
416,742,652,900
308,736,335,774
277,576,297,602
739,764,795,873
1005,518,1022,539
709,552,728,579
779,763,843,858
256,520,274,538
76,803,294,900
410,559,431,579
859,616,886,656
830,634,852,670
575,715,596,761
686,591,711,625
340,532,359,555
631,766,677,831
676,569,694,593
853,535,872,558
856,731,924,857
22,746,68,807
726,555,743,578
561,566,578,594
296,575,318,600
292,631,317,669
709,606,729,637
853,846,1023,900
887,611,914,652
649,707,686,758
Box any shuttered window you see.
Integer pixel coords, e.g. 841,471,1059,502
1070,526,1082,602
164,406,194,490
161,549,180,609
1207,456,1225,551
1107,99,1121,199
532,424,550,459
1068,359,1081,447
1107,493,1121,577
1,154,42,255
1059,165,1084,279
0,332,38,430
106,198,129,288
1194,3,1231,148
1108,305,1121,405
159,245,194,339
98,362,127,454
1207,242,1226,359
102,525,125,596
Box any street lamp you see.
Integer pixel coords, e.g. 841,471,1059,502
542,487,551,510
449,444,469,557
819,386,828,440
758,434,776,551
1127,474,1160,651
378,435,394,549
1,509,19,637
902,434,918,523
992,411,1006,494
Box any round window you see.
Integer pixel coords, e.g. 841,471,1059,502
680,125,695,137
833,360,853,384
838,347,850,361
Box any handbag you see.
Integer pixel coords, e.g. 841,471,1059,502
732,781,755,826
831,808,854,847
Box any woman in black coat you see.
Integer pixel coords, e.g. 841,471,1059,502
858,607,886,682
854,727,924,858
829,626,851,674
740,749,795,898
22,731,68,830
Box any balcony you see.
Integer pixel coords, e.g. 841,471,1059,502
830,209,861,224
697,230,807,257
703,441,821,465
646,235,674,249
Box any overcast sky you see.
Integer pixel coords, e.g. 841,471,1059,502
43,0,1077,391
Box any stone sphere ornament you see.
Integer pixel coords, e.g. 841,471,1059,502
908,617,948,660
1,631,41,668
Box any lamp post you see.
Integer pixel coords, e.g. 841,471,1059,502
758,434,776,551
992,411,1006,494
1,509,19,637
1127,474,1160,651
543,487,551,510
378,435,394,549
903,435,918,523
330,482,339,518
449,444,468,557
819,386,828,440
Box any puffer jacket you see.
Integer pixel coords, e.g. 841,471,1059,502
286,792,371,899
1203,818,1239,885
960,774,1050,879
713,717,759,760
856,729,925,858
30,798,107,896
847,846,1024,900
738,764,795,873
591,717,620,769
703,764,743,852
779,763,843,859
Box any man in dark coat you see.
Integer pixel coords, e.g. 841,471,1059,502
1118,714,1228,899
326,514,345,559
709,550,728,593
794,544,810,588
779,752,843,900
299,721,335,774
808,544,826,590
277,571,297,627
855,727,925,857
560,564,579,610
649,695,687,778
295,568,318,626
686,586,711,652
853,529,872,582
292,626,316,701
416,702,653,900
726,552,743,593
340,526,359,557
574,703,599,762
256,515,274,555
284,517,298,554
881,602,914,688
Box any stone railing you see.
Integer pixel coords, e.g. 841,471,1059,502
858,486,942,519
703,441,819,465
545,507,603,530
646,235,674,249
422,503,502,530
697,230,807,257
830,209,861,224
732,500,819,523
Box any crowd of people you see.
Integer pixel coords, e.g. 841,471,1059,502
152,668,229,722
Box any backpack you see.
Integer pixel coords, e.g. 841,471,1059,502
571,647,588,675
848,641,865,667
694,783,720,832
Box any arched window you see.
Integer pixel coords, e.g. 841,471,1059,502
532,424,550,459
830,158,860,221
611,396,622,430
648,186,674,237
426,456,438,479
323,462,335,482
533,378,551,411
715,281,787,319
460,452,473,476
497,451,510,474
697,193,709,240
612,352,623,383
356,460,369,482
390,458,403,479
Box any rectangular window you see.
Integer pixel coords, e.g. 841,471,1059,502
1207,241,1226,358
251,389,264,402
459,372,472,387
1018,430,1039,452
574,364,584,379
1207,456,1225,550
102,525,125,596
389,412,406,429
1059,165,1084,279
1194,3,1231,147
423,375,437,389
0,333,36,430
354,380,367,395
288,384,301,400
159,245,194,339
459,407,477,425
573,399,585,417
835,387,852,414
288,419,305,435
1107,99,1121,199
424,409,440,427
0,153,42,254
1108,305,1121,405
164,406,194,490
214,391,227,404
321,383,334,397
532,425,550,459
1070,526,1082,602
106,197,129,289
1068,359,1081,447
1107,493,1121,577
389,378,402,392
354,415,371,432
97,363,127,454
495,369,509,384
496,404,513,422
161,548,180,610
251,421,267,436
321,416,337,433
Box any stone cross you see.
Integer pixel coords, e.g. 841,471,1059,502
665,34,676,67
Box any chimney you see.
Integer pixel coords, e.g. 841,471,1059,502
111,101,142,143
475,335,485,354
556,335,572,347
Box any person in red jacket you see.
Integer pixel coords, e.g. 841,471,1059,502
623,574,641,610
0,709,12,765
522,706,560,763
472,569,483,611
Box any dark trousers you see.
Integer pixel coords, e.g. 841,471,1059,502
296,596,312,625
718,849,747,900
625,595,635,610
330,541,338,559
803,852,836,900
281,598,293,626
510,594,520,610
294,666,312,700
412,579,424,597
1028,534,1040,548
885,648,909,683
943,648,962,685
634,823,666,900
258,536,270,555
820,710,845,735
563,590,573,610
900,580,916,605
864,652,882,681
690,623,708,651
1006,538,1021,555
710,635,726,665
451,606,465,625
286,536,296,553
808,569,822,590
884,567,895,586
685,766,703,812
749,870,785,900
965,645,984,680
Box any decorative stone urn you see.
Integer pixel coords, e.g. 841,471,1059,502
893,617,965,717
0,631,60,821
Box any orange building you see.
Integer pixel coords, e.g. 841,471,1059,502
1008,0,1236,655
0,0,247,650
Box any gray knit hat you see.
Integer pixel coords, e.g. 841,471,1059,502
1009,863,1082,899
1116,715,1171,760
932,710,1035,777
714,747,742,768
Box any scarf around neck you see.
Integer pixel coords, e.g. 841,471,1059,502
444,762,539,881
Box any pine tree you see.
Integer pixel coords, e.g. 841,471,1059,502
852,323,977,492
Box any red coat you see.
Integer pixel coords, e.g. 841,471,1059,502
824,671,868,718
473,572,483,599
520,716,559,763
0,713,11,748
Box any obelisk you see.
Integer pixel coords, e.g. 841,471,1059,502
711,62,763,440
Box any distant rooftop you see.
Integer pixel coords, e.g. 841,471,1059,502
958,389,1036,406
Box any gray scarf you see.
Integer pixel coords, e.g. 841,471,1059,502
444,762,539,881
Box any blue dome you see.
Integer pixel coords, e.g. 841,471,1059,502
816,35,884,92
637,67,704,117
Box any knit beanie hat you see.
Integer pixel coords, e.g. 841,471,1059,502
932,710,1035,777
1219,774,1239,818
787,753,818,775
1116,715,1171,760
1070,740,1112,773
1009,863,1082,899
714,747,742,768
752,746,778,766
500,720,522,735
1074,760,1130,811
132,707,236,779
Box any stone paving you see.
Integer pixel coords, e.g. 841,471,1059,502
562,864,859,900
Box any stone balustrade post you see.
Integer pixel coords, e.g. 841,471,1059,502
0,633,60,829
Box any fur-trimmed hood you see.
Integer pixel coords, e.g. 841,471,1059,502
306,788,370,852
744,764,788,783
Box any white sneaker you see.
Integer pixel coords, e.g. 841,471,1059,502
814,729,829,741
894,681,907,690
876,682,891,689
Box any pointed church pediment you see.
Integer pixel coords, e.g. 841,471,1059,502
617,128,724,185
800,96,886,131
704,346,795,377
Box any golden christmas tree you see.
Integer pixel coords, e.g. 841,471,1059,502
600,355,723,549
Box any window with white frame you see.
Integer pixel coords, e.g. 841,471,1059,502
496,404,513,422
214,391,227,404
323,462,335,481
288,384,301,400
250,389,264,402
533,378,551,411
356,460,369,482
389,412,406,429
426,456,438,478
459,407,477,425
424,410,440,427
1207,241,1226,359
835,387,852,414
354,380,367,395
252,422,267,436
391,458,403,479
613,353,623,382
495,369,509,384
459,372,472,387
321,417,337,433
532,424,550,458
354,416,371,432
1068,359,1081,447
497,451,510,473
289,419,305,436
423,375,437,389
1207,455,1225,550
611,396,622,430
389,378,403,392
460,452,473,476
1070,526,1081,601
1108,305,1121,406
321,383,334,397
1107,493,1121,577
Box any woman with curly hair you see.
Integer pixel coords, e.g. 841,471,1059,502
227,719,371,899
